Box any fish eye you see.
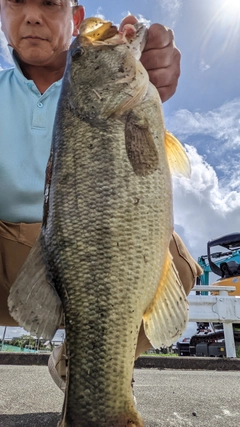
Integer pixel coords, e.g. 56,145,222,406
72,47,84,61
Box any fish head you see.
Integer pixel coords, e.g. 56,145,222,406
64,18,149,117
78,17,148,57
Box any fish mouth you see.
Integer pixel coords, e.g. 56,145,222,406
99,23,147,60
79,18,119,41
120,22,148,58
79,17,148,59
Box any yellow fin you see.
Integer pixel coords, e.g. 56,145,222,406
143,250,189,348
165,130,191,178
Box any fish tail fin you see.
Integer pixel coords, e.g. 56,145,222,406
143,249,189,348
119,406,144,427
59,387,144,427
8,234,62,340
58,418,143,427
60,414,144,427
58,412,143,427
165,130,191,178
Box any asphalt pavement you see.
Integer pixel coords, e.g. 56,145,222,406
0,366,240,427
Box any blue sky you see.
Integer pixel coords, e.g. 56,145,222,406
1,0,240,338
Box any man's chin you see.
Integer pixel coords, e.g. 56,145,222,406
16,51,55,67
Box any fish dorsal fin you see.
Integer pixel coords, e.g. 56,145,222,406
165,131,191,178
143,250,189,348
8,235,62,340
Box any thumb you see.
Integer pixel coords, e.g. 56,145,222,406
119,15,138,31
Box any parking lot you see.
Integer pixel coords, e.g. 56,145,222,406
0,366,240,426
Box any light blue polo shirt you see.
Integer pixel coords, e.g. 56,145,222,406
0,49,62,223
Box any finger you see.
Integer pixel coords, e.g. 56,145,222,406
141,45,180,71
147,65,180,102
147,63,181,91
119,15,138,31
157,83,178,103
144,24,174,51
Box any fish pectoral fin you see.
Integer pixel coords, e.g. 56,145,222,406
125,110,159,176
8,235,62,340
165,130,191,178
143,250,189,348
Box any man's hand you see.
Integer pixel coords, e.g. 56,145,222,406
120,16,181,103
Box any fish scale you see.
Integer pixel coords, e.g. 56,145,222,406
42,89,169,426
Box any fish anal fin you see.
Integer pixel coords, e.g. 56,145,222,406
165,130,191,178
125,110,159,176
143,250,189,348
8,235,62,340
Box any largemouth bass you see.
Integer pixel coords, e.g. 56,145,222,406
8,18,190,427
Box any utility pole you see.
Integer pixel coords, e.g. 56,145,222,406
1,327,7,351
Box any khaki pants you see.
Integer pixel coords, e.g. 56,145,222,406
0,220,41,326
0,221,202,356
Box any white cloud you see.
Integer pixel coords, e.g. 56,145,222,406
122,11,151,28
95,7,105,20
166,98,240,194
173,145,240,261
200,59,210,72
136,15,151,28
167,98,240,146
158,0,183,27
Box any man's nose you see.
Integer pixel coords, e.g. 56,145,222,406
23,5,43,24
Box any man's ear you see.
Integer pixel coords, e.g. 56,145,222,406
72,6,85,36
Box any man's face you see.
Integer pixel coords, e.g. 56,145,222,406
0,0,84,67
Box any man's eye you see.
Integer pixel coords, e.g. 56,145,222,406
8,0,24,3
43,0,59,5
